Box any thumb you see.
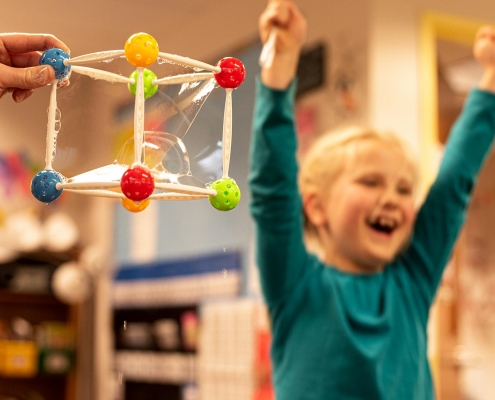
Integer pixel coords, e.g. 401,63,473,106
0,64,55,90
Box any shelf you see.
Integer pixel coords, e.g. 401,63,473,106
115,350,196,384
0,290,70,324
112,252,241,400
0,253,78,400
0,375,69,399
0,290,65,306
125,381,181,400
114,305,197,353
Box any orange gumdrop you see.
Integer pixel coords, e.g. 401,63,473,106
124,33,159,67
121,197,151,213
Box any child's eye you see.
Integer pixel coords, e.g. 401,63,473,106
359,178,379,187
397,186,412,195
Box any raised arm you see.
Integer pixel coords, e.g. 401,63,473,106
249,0,311,308
259,0,307,89
401,26,495,303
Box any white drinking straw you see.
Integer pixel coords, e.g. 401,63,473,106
158,52,221,73
45,82,58,170
56,181,120,190
71,66,134,84
259,28,278,68
149,193,208,201
222,89,233,178
134,68,145,164
64,50,125,65
153,73,214,86
63,189,126,199
154,183,216,196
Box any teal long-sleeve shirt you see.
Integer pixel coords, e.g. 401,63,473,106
248,79,495,400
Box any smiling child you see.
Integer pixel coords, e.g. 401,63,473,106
248,1,495,399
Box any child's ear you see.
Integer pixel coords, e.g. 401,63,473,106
303,191,327,226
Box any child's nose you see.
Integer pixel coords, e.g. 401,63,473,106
369,188,399,221
379,188,400,208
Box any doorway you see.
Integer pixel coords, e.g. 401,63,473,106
421,12,495,400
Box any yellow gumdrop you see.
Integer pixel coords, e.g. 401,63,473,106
124,33,159,67
121,197,151,213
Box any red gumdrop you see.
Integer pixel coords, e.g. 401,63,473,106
214,57,246,89
121,165,155,201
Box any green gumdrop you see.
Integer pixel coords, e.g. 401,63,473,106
208,177,241,211
128,69,158,99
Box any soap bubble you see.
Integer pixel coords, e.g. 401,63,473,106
57,57,219,190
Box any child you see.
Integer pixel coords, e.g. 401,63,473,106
249,1,495,399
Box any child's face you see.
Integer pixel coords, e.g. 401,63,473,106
323,140,416,272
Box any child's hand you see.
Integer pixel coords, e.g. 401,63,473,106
0,33,70,103
259,0,307,89
474,26,495,93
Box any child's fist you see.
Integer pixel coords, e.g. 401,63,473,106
259,0,307,52
474,26,495,68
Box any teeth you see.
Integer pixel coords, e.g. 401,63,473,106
369,216,396,228
379,217,394,228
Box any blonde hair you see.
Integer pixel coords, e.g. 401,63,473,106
299,126,419,246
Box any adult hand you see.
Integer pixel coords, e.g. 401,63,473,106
259,0,307,89
0,33,70,103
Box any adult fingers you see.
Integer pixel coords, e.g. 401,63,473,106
10,53,71,87
10,51,42,68
12,88,34,103
0,64,54,90
0,33,70,55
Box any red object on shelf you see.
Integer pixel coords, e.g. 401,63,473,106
120,165,155,201
253,330,274,400
214,57,246,89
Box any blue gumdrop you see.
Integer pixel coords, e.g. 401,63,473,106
31,170,64,204
39,48,71,80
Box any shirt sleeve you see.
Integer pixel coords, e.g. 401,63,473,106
400,89,495,304
248,78,311,308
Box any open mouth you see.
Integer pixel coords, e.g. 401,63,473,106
367,217,397,235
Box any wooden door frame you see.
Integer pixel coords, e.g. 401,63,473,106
419,11,488,399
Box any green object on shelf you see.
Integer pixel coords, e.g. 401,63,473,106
208,177,241,211
38,348,75,375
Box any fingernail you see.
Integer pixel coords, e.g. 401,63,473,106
33,67,51,85
14,91,28,103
